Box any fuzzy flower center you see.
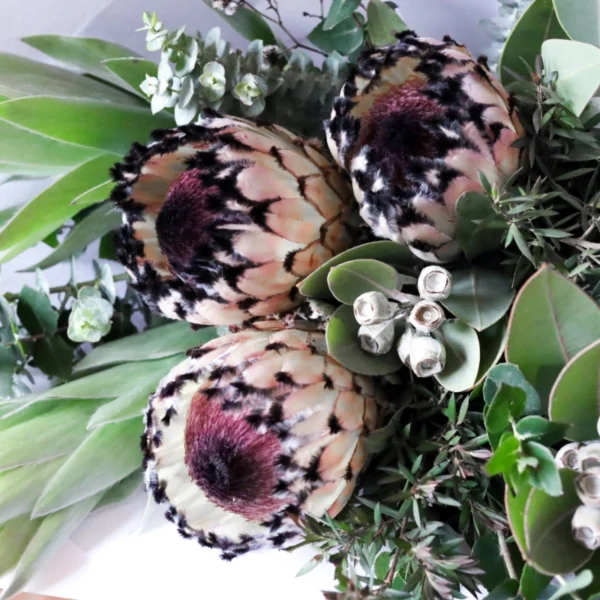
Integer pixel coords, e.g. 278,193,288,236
184,391,286,521
156,169,220,272
359,80,446,185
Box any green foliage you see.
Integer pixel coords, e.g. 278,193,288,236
67,287,114,343
366,0,408,46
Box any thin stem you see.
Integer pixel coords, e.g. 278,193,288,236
497,531,517,581
556,575,584,600
385,548,401,586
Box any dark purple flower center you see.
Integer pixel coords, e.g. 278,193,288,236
156,169,220,272
359,80,446,185
184,392,286,521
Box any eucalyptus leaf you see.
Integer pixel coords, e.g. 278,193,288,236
476,318,509,386
366,0,408,46
326,305,402,376
23,35,142,82
33,418,144,516
506,265,600,405
0,401,101,470
0,458,65,525
32,335,74,380
485,579,519,600
499,0,567,84
548,339,600,441
0,346,16,400
17,286,58,336
442,267,515,332
308,17,365,55
74,323,217,373
542,39,600,117
553,0,600,46
524,441,562,496
299,240,415,300
23,203,121,272
547,570,593,600
0,493,102,600
433,320,480,393
505,480,532,555
0,155,119,264
524,469,593,575
328,259,405,305
516,416,568,445
520,565,552,600
0,96,173,155
324,0,361,30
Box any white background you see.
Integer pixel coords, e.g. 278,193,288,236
0,1,498,598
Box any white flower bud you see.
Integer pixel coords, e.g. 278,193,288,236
576,468,600,508
408,300,446,333
353,292,396,326
409,335,446,378
418,266,453,301
397,326,415,366
358,321,395,355
555,442,583,471
572,505,600,550
581,442,600,471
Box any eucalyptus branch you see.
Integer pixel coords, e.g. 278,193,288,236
497,531,517,581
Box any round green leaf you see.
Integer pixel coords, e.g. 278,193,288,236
327,259,403,305
299,241,415,300
506,265,600,406
505,480,532,555
542,39,600,117
524,468,593,575
308,17,365,55
476,318,509,386
499,0,567,85
326,305,401,376
553,0,600,46
433,319,480,392
442,267,515,332
323,0,362,30
549,339,600,441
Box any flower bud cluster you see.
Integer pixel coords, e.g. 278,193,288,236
137,12,348,134
564,441,600,550
352,267,452,378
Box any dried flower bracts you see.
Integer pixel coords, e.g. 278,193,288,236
142,328,377,557
112,115,354,325
326,31,523,262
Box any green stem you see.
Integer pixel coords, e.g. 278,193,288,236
497,531,517,581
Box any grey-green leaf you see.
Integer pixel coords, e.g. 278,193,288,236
16,286,58,336
367,0,408,46
33,418,144,517
308,17,365,55
0,516,40,578
324,0,362,30
74,323,217,373
442,267,515,332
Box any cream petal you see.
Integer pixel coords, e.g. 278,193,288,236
334,391,365,432
251,292,298,317
324,358,355,391
235,162,299,202
305,479,348,517
283,382,339,419
237,262,298,299
288,242,333,277
243,352,286,388
303,176,345,220
319,431,359,480
326,478,357,518
235,230,304,263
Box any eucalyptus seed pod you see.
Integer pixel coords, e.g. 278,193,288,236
572,505,600,550
576,468,600,508
555,442,583,471
408,300,445,333
397,326,415,366
410,335,446,378
580,443,600,471
358,321,396,355
353,292,397,326
417,266,453,301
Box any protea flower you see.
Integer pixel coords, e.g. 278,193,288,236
112,114,353,325
326,31,523,262
142,328,378,558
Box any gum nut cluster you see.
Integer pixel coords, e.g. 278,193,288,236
326,31,524,263
142,328,378,558
112,113,354,326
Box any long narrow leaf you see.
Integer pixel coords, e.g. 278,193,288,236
0,493,102,600
102,57,158,99
33,418,144,516
0,155,118,263
0,516,40,577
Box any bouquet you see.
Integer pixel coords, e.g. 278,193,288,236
0,0,600,598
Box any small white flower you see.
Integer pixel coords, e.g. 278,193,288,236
140,75,159,97
212,0,239,16
353,291,396,326
408,300,445,333
233,73,263,106
199,62,226,102
418,266,453,301
572,505,600,550
358,321,395,355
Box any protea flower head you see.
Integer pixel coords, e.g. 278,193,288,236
326,31,523,262
112,114,354,325
142,328,378,558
